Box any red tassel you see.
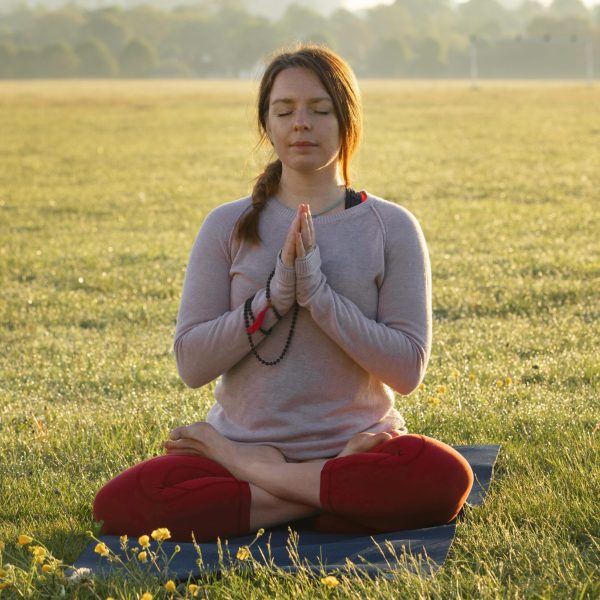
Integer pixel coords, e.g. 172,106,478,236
247,304,270,334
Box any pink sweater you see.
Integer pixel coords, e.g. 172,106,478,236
174,194,432,460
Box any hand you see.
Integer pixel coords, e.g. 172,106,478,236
281,204,316,267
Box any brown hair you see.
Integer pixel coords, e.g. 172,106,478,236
236,44,363,244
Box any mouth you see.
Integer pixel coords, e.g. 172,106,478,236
291,141,318,147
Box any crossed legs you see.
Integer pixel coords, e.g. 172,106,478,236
93,425,473,541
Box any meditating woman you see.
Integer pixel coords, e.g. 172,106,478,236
93,45,473,541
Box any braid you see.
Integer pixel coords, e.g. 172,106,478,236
236,159,282,244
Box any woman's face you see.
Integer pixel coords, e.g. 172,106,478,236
266,67,341,178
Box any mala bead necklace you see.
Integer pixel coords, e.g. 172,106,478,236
244,269,299,366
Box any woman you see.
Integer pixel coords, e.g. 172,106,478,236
93,45,473,542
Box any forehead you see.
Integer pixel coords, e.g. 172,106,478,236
269,67,331,104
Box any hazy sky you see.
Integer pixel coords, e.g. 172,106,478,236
345,0,599,9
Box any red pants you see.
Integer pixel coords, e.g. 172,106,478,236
93,434,473,541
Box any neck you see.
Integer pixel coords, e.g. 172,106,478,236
277,165,346,213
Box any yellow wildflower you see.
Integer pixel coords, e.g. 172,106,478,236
320,575,339,588
496,379,504,388
106,597,116,600
31,545,46,557
188,583,199,596
469,373,476,382
0,567,6,577
0,540,5,552
140,593,153,600
94,542,110,557
120,535,128,546
451,369,461,379
42,564,53,573
429,397,441,407
436,385,447,395
137,551,148,562
256,528,265,537
418,383,425,391
138,535,150,548
164,580,176,593
236,546,251,561
505,377,513,386
151,528,171,541
18,535,33,546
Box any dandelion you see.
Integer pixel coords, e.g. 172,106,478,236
429,397,441,407
164,580,176,593
236,546,251,561
68,567,93,583
137,551,148,562
469,373,476,382
496,379,504,388
120,535,128,547
42,564,53,574
30,546,46,559
18,535,33,546
138,535,150,548
94,542,110,557
505,376,513,386
320,575,340,588
418,383,425,391
151,528,171,542
140,593,153,600
436,385,447,395
188,583,199,597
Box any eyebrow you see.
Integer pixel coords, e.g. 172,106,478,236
271,97,332,105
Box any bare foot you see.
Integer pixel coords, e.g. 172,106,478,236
336,431,396,458
164,422,285,478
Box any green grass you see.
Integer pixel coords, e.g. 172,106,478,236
0,79,599,599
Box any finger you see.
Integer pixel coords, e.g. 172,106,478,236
295,232,305,258
301,211,311,249
307,208,315,247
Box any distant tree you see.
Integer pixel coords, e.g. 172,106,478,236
230,19,281,75
548,0,590,20
38,41,78,77
327,8,373,73
367,37,411,77
80,13,130,57
14,46,38,77
119,37,157,77
527,14,591,37
74,37,118,77
366,2,417,42
120,6,172,47
0,40,16,77
279,4,328,42
410,35,447,77
159,16,223,76
152,58,193,78
457,0,518,37
514,1,546,28
31,9,83,47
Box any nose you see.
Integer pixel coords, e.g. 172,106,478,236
293,108,311,131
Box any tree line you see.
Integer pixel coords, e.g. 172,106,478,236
0,0,598,79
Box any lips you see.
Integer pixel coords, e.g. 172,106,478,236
291,141,317,147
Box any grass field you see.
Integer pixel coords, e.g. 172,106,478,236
0,79,598,599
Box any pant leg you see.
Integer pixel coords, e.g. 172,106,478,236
313,434,473,533
93,454,251,542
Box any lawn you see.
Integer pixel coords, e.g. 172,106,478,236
0,79,598,599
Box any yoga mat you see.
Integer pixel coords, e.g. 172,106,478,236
74,444,500,578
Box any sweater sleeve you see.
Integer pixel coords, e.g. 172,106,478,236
173,206,296,389
294,207,432,395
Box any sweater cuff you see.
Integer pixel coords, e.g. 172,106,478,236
269,252,296,315
295,245,321,277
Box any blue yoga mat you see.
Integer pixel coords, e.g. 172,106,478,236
74,444,500,577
